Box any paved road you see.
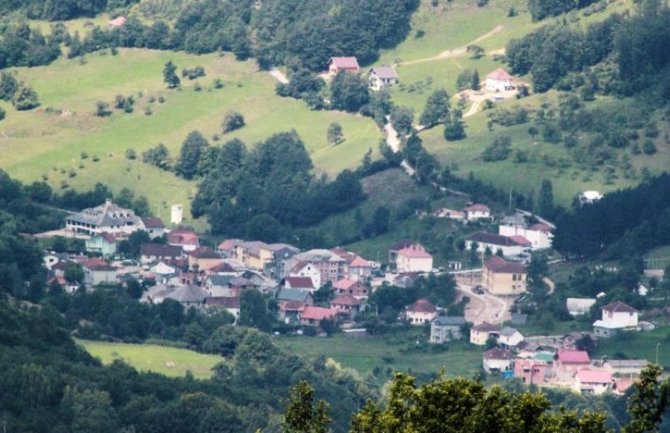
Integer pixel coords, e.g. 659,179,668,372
456,276,511,325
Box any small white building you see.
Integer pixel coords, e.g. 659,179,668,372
369,66,399,91
483,348,513,373
566,298,596,317
498,327,524,349
171,204,183,225
593,301,639,338
485,68,514,92
465,204,491,221
395,245,433,273
405,298,438,325
579,191,603,205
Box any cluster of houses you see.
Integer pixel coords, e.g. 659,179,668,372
327,56,400,91
424,300,647,396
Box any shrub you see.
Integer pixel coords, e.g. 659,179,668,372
80,152,88,159
222,111,245,133
95,101,111,117
125,149,137,160
0,107,5,121
482,135,512,161
643,139,658,155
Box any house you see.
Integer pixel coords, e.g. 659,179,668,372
205,297,240,323
168,284,208,307
514,358,549,385
331,247,373,280
299,306,337,326
269,243,300,277
485,68,514,92
498,223,553,250
217,239,241,257
405,298,438,325
566,298,596,317
395,245,433,273
280,277,316,293
333,278,369,299
289,261,322,290
188,247,224,271
81,258,117,287
277,289,313,322
139,217,166,238
466,232,531,257
328,57,360,75
204,275,236,297
593,301,639,338
149,262,178,283
289,249,347,286
208,262,238,275
234,241,275,271
141,284,176,304
464,204,491,221
470,322,500,345
604,359,648,376
368,66,398,91
65,199,142,235
555,350,590,380
331,294,362,321
482,256,527,296
498,327,524,349
140,243,183,265
167,228,199,252
573,370,613,395
430,316,466,343
483,348,514,373
85,233,117,258
108,16,126,28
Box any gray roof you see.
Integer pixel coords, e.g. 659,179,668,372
370,66,398,79
277,288,310,302
66,200,139,227
511,313,528,325
207,275,234,287
294,249,345,263
500,327,520,337
169,285,208,303
607,359,648,368
432,316,466,326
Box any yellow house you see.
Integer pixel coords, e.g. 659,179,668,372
188,247,225,271
483,256,527,296
234,241,275,271
470,322,500,346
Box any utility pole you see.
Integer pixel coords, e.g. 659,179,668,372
656,342,661,365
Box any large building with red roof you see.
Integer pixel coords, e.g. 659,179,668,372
394,244,433,273
482,256,527,295
405,298,438,325
485,68,514,92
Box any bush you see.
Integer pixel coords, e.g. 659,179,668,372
95,101,111,117
12,85,40,110
0,107,5,121
125,149,137,160
643,139,657,155
222,111,245,133
182,66,206,80
482,135,512,161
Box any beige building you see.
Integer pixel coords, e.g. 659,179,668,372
470,322,500,346
395,245,433,273
482,256,527,295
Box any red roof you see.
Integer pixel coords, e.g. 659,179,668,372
332,294,361,306
529,223,552,232
329,57,359,69
142,217,165,229
333,278,358,290
282,300,306,311
168,228,199,246
99,232,117,243
577,369,612,384
217,239,240,251
81,258,116,272
407,298,437,313
397,245,432,259
189,247,221,259
465,203,490,213
350,255,372,267
487,68,513,81
472,321,499,332
301,306,337,321
509,235,531,246
557,350,590,364
603,301,637,314
484,256,526,274
284,277,314,289
109,16,126,27
209,262,237,273
484,347,513,360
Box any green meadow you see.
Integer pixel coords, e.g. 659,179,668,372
78,339,222,379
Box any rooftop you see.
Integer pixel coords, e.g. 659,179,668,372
484,256,527,274
370,66,398,79
397,245,432,259
557,350,590,364
66,200,139,228
469,232,526,247
301,306,337,321
577,369,612,384
465,203,491,213
603,301,638,314
140,243,183,258
487,68,514,81
331,294,361,306
484,347,513,360
407,298,437,313
284,277,314,289
329,56,359,69
472,321,499,332
432,316,466,326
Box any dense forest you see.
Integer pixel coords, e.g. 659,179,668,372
554,173,670,258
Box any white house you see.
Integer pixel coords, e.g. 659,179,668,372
139,217,167,238
396,245,433,273
405,298,438,325
81,259,117,287
65,199,142,235
483,348,513,373
369,66,399,91
566,298,596,317
593,301,639,338
485,68,514,92
465,232,531,258
465,204,491,221
498,223,553,250
573,370,613,395
289,262,322,290
498,327,524,349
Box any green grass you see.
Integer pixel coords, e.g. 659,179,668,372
593,328,670,367
1,49,381,220
275,329,483,383
78,340,222,379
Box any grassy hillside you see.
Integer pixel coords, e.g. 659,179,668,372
1,49,381,220
78,339,222,379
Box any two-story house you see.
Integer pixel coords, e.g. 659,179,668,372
482,257,527,296
593,301,639,338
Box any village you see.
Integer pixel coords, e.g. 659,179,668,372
36,193,654,397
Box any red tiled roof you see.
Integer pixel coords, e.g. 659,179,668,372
487,68,513,81
168,228,199,245
577,369,612,384
282,300,306,311
81,258,115,271
557,350,590,364
485,256,527,274
301,306,337,321
333,278,358,290
332,294,361,306
472,321,499,332
469,232,524,247
217,239,240,251
109,16,126,27
285,277,314,289
465,203,490,212
603,301,637,314
397,245,432,259
329,57,359,69
100,232,117,243
206,297,240,309
529,223,552,232
209,262,236,273
189,247,221,259
142,217,165,228
509,235,532,246
407,298,437,313
140,243,183,258
350,256,371,267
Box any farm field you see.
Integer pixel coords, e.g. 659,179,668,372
1,48,381,219
275,329,483,384
78,339,222,379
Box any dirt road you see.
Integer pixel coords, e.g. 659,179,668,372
456,276,511,325
269,68,289,84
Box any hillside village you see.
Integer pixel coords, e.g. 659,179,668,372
36,196,660,397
